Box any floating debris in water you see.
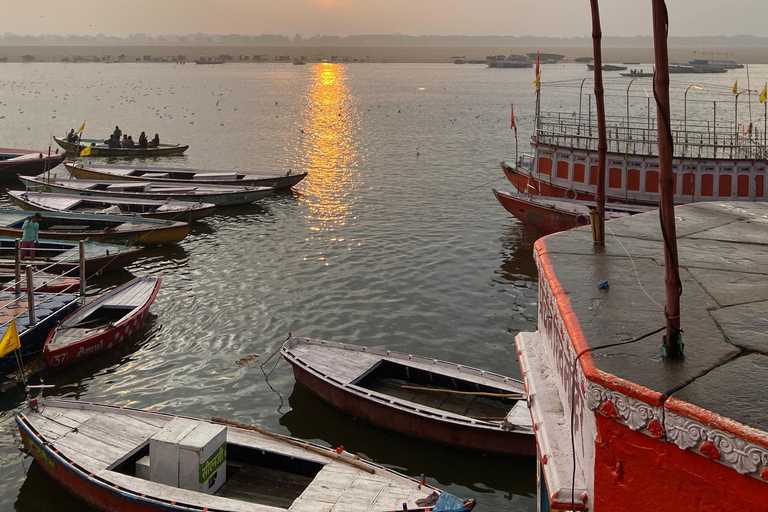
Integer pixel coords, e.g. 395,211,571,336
236,354,260,367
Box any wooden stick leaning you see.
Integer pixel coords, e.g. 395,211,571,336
400,385,523,399
211,417,375,474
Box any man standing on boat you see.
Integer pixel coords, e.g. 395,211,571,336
21,213,41,260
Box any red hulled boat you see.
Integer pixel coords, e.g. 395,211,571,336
43,276,161,369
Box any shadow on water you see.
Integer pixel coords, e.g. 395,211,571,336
16,461,98,512
279,384,536,505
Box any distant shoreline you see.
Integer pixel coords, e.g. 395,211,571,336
1,45,767,64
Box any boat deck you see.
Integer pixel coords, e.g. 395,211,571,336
369,378,514,421
23,401,434,512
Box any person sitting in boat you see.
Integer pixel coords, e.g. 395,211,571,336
21,213,41,261
113,126,122,140
66,128,77,143
138,131,148,149
121,134,130,148
104,134,120,149
126,135,135,148
148,133,160,148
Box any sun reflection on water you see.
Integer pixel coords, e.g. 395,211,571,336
299,63,360,237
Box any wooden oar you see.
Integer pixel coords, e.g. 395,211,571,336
211,417,375,474
400,385,523,399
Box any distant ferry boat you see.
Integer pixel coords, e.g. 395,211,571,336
487,54,532,68
689,57,743,69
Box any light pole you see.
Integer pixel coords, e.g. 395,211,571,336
578,77,589,135
684,83,705,135
735,89,748,145
626,78,637,136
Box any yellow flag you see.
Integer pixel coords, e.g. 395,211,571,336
76,122,85,134
733,81,738,94
80,145,92,156
0,319,20,358
760,84,767,103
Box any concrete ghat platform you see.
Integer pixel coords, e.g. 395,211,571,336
517,202,768,511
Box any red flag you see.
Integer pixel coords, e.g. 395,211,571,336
510,103,517,136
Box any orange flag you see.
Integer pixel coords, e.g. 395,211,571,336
510,103,517,136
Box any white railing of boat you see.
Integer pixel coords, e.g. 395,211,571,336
535,111,768,161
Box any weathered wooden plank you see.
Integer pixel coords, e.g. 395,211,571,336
99,470,283,512
52,432,123,466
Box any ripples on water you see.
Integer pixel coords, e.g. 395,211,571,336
9,60,737,512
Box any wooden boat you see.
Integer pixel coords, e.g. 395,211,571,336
486,54,532,69
65,163,308,191
16,398,476,512
7,189,217,222
0,148,65,178
0,236,142,274
0,294,79,374
586,64,627,71
281,337,535,457
53,137,189,157
0,269,79,293
492,189,652,236
44,277,161,369
0,210,189,246
20,175,274,207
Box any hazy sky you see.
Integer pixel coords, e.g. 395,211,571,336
5,0,767,38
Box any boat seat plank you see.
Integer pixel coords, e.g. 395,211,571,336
101,280,154,307
99,470,285,512
80,413,161,446
52,431,124,466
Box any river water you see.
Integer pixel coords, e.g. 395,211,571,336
0,60,761,511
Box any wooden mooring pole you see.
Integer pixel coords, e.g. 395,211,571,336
652,0,683,359
589,0,607,245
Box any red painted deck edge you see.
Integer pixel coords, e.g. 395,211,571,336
535,235,768,449
534,238,666,407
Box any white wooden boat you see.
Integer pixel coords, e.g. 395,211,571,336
281,337,534,456
17,398,477,512
20,175,274,207
7,189,217,222
64,162,308,191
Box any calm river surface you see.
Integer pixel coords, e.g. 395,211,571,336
0,60,761,511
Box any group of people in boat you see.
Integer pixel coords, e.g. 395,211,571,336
105,126,160,149
65,126,160,149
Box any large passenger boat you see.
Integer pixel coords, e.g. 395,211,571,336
501,108,768,207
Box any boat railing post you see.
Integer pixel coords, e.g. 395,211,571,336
15,239,21,295
26,265,35,327
79,240,86,298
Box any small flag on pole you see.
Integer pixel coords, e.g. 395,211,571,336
733,81,738,95
80,145,92,156
533,52,541,92
0,319,20,358
510,103,517,136
760,83,767,103
76,122,85,134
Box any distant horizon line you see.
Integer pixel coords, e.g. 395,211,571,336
1,33,767,48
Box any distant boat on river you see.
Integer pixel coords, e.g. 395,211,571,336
64,163,308,191
7,189,217,222
20,175,274,207
53,137,189,157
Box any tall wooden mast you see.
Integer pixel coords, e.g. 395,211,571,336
652,0,684,359
589,0,607,245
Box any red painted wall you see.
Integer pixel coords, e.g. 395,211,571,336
593,415,767,512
